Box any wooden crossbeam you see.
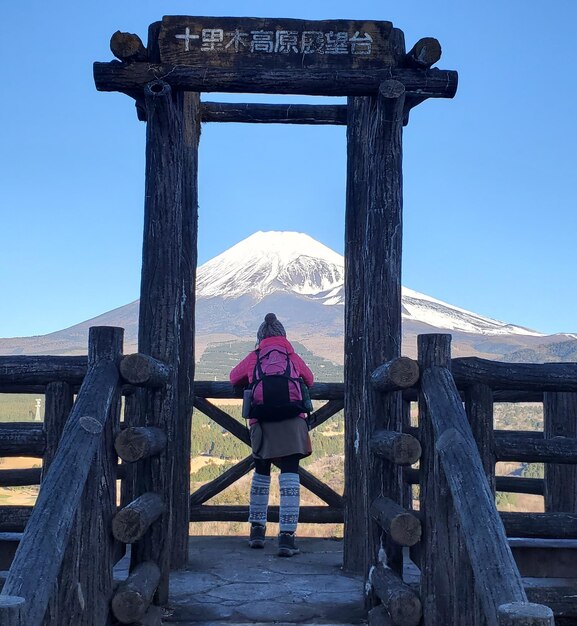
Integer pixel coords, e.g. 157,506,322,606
189,456,254,506
201,102,347,125
308,398,344,430
298,467,344,509
193,396,250,445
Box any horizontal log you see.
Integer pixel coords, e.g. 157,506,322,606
195,380,344,401
0,423,45,457
497,476,544,496
201,102,347,124
189,456,254,506
453,357,577,392
114,427,167,463
0,469,42,487
498,602,554,625
0,356,87,386
0,596,26,626
111,560,160,624
0,386,47,395
501,512,577,539
0,507,32,533
495,434,577,463
524,581,577,619
371,497,421,546
93,62,458,99
189,505,343,523
193,397,250,445
112,493,166,544
405,37,442,68
119,354,169,388
110,31,148,63
371,356,420,392
372,564,422,626
402,387,545,403
371,430,421,465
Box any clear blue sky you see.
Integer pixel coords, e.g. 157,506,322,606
1,1,576,337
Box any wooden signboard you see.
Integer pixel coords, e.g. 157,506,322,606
159,16,397,70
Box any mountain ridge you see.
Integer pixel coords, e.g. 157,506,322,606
1,231,575,364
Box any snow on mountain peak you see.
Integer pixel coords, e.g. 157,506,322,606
197,231,543,338
197,231,344,300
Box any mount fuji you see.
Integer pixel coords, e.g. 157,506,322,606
0,231,574,364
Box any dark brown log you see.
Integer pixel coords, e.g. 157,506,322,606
120,389,143,511
496,476,544,496
119,354,170,388
111,561,160,624
0,596,26,626
405,38,442,68
201,102,348,125
0,507,32,532
194,380,343,400
110,31,148,63
114,427,167,463
544,392,577,513
298,466,344,509
113,493,166,544
371,564,422,626
524,581,577,619
418,334,464,625
189,505,343,523
0,356,87,386
402,387,545,403
132,78,189,600
0,469,41,487
495,434,577,463
173,89,199,569
370,497,421,546
371,356,420,392
509,538,577,578
367,605,394,626
465,383,496,493
93,62,458,99
370,430,421,465
453,357,577,392
422,362,528,624
344,79,405,578
189,456,254,506
42,381,73,478
0,423,44,457
498,602,554,625
2,327,122,626
193,397,250,445
501,512,577,539
307,398,344,430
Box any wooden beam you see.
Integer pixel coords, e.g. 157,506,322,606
93,62,458,99
371,564,422,626
307,398,344,430
298,467,344,509
111,561,160,624
0,469,41,487
495,434,577,463
344,79,405,577
201,102,348,124
0,596,26,626
0,356,87,386
193,397,250,445
370,430,421,465
453,357,577,392
370,356,419,392
370,497,421,546
119,354,170,388
110,31,148,63
465,383,496,493
189,456,254,506
114,427,167,463
189,505,343,523
113,493,166,544
0,423,44,457
194,380,343,400
404,38,442,68
1,327,122,626
0,507,32,532
498,602,554,625
501,512,577,539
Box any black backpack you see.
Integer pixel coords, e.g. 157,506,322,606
249,348,309,422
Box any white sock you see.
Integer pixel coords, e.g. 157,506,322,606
279,472,300,533
248,472,270,526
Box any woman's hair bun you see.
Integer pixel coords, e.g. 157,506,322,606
264,313,277,324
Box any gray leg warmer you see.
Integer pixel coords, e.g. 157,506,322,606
248,472,270,525
279,472,300,533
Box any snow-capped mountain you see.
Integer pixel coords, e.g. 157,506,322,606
1,231,573,363
198,231,541,338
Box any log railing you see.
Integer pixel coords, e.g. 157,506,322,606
190,381,346,525
0,327,124,625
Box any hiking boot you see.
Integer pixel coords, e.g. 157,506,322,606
278,531,299,557
249,523,266,549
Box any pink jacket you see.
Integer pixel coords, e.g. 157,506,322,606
229,337,314,422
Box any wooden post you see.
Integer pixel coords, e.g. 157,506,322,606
498,602,554,625
111,561,160,624
543,392,577,512
343,77,405,578
42,381,73,476
3,326,122,626
418,334,486,625
465,383,496,493
133,76,193,599
0,596,26,626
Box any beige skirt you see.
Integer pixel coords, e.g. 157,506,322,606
250,417,312,460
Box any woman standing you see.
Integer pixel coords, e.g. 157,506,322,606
230,313,314,557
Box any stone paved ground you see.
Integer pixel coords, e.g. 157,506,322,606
162,535,366,625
